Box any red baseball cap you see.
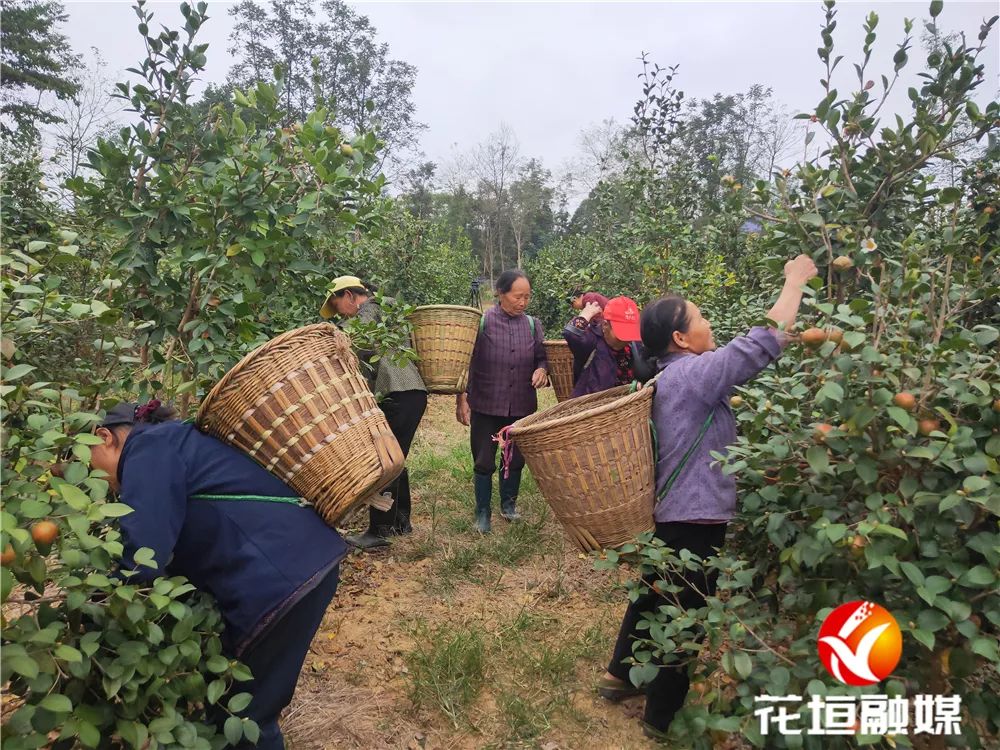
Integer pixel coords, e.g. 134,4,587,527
603,296,641,341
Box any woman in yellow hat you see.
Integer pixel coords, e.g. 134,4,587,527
321,276,427,549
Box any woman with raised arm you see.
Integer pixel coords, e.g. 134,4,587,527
598,254,818,740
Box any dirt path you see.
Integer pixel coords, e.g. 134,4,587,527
282,394,659,750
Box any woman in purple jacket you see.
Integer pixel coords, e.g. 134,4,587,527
598,254,818,739
563,296,655,397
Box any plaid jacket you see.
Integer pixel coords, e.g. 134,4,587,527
466,304,548,417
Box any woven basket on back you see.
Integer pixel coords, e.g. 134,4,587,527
409,305,483,394
508,384,655,552
196,324,404,527
543,340,575,402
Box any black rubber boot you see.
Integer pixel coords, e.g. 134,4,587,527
499,468,522,521
474,472,492,533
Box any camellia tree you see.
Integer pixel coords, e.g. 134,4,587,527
1,1,395,746
606,3,999,749
69,0,388,414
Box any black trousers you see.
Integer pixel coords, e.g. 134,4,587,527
607,521,727,732
233,565,341,749
470,411,525,476
369,390,427,536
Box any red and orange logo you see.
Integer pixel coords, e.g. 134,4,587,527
817,601,902,686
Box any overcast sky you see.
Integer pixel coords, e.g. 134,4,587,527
63,1,999,188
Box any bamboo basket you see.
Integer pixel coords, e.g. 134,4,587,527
409,305,483,394
543,340,575,402
196,324,404,527
508,385,655,551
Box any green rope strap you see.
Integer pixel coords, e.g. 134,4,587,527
191,493,312,508
650,411,715,503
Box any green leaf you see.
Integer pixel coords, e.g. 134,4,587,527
841,331,866,350
870,524,907,541
19,498,53,518
78,721,101,748
242,720,260,745
817,381,843,403
923,576,951,595
963,476,991,494
910,628,934,650
855,458,878,483
970,637,999,661
228,692,252,713
824,523,847,543
55,645,83,662
959,566,995,587
7,654,39,679
39,694,73,713
929,0,943,17
734,651,753,679
900,561,925,586
807,446,830,474
916,609,949,633
207,654,229,673
4,364,36,380
133,547,157,568
58,483,91,510
886,407,913,429
207,679,226,705
98,502,134,518
224,716,244,745
629,662,659,687
800,212,824,227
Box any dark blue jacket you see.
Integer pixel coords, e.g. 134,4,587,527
116,421,347,655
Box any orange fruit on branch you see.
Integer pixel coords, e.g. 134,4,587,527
31,520,59,546
800,328,828,348
918,418,941,436
832,255,854,271
1,545,14,565
892,392,917,412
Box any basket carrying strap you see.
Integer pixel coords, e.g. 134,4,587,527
191,493,312,508
480,313,535,337
653,411,715,502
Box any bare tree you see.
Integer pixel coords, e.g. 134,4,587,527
43,48,122,205
508,158,554,267
755,103,797,177
471,123,521,276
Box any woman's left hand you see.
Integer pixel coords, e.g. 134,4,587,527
531,368,548,389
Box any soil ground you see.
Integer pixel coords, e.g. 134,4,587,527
282,392,661,750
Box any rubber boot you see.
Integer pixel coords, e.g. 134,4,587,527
499,468,522,522
474,472,492,533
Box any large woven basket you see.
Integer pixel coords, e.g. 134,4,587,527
508,385,655,551
543,340,575,402
409,305,483,394
196,324,405,527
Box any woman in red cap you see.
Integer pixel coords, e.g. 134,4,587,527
563,296,655,397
